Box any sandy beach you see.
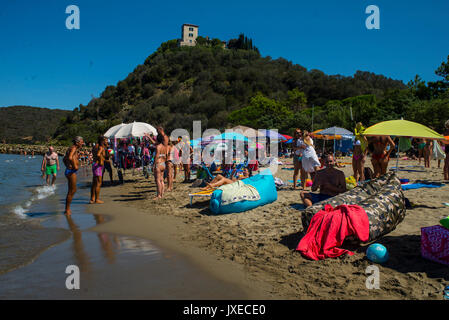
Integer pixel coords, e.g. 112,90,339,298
85,157,449,300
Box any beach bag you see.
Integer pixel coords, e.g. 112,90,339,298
421,225,449,266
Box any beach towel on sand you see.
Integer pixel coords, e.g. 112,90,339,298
296,204,369,260
218,180,261,205
401,183,444,190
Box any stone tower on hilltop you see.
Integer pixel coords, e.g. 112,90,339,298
179,23,199,46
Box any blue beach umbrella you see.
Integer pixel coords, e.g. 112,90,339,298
317,126,354,158
213,132,249,142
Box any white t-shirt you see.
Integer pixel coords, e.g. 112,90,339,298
295,139,305,156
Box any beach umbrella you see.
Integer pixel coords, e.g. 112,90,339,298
110,121,157,138
213,132,249,142
318,126,353,138
314,126,354,158
104,123,126,138
262,129,285,141
231,125,259,138
364,119,445,171
281,134,293,141
443,136,449,145
364,120,445,140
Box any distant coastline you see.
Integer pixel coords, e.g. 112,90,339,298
0,144,68,156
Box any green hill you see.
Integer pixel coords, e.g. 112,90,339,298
0,106,71,144
53,35,449,143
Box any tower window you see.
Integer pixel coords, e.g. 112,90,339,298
189,33,193,37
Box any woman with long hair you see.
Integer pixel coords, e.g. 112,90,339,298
370,135,395,178
301,131,321,186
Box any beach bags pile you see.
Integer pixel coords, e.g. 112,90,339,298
301,172,406,243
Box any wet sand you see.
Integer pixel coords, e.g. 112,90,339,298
0,166,259,299
90,158,449,299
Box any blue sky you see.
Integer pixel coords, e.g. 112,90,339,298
0,0,448,110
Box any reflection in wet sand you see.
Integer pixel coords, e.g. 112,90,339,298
94,214,119,264
64,215,91,272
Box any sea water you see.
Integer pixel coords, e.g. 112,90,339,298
0,153,71,275
0,153,246,299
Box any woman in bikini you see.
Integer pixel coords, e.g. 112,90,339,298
370,135,395,178
153,134,168,200
90,136,107,204
417,138,426,165
201,167,250,191
423,138,433,168
352,136,368,182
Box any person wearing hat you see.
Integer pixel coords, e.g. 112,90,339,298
41,146,59,186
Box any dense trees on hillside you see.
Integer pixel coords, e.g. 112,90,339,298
53,37,448,144
0,106,70,144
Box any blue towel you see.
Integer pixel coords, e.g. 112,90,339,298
402,183,444,190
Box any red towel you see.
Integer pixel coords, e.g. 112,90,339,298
296,204,369,260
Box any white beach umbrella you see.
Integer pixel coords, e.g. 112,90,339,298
110,122,157,138
104,123,126,138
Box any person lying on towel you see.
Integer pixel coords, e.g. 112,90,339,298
300,154,347,207
201,167,250,191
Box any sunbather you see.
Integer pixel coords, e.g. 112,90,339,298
200,167,250,190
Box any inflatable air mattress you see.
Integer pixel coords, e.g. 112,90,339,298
301,172,406,242
210,169,277,214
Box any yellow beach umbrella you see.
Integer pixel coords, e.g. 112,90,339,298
364,119,445,172
364,120,445,140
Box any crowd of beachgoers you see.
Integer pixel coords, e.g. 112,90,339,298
25,120,447,217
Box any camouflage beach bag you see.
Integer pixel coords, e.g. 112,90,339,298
301,172,406,243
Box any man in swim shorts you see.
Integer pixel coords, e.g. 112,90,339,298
63,136,84,215
90,136,107,204
300,154,347,207
41,146,59,186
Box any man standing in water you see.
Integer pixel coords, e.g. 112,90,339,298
63,136,84,215
90,136,107,204
41,146,59,186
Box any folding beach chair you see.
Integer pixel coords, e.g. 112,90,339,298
188,188,216,206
